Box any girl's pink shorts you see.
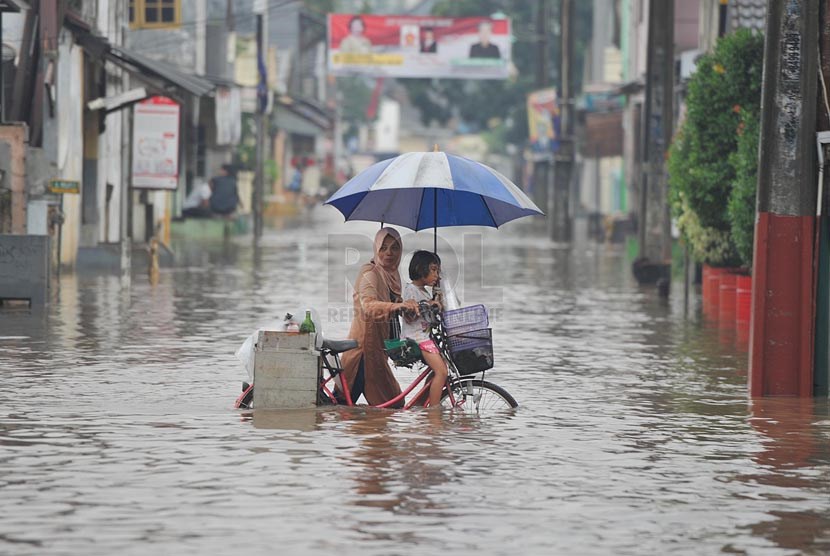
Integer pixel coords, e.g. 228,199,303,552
418,339,439,354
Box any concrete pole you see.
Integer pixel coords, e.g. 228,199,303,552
640,0,673,266
118,0,131,288
815,0,830,397
551,0,573,243
749,0,819,397
253,6,266,240
533,0,550,217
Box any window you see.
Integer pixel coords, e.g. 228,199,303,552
129,0,181,29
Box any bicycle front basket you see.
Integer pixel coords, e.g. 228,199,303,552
384,338,422,367
448,328,494,375
443,304,489,337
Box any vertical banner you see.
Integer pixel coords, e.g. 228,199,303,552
328,14,511,79
215,86,242,146
527,88,560,155
132,96,180,190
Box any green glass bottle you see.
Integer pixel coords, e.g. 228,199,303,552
299,310,316,334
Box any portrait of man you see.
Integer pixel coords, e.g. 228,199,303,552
469,20,501,59
420,27,437,53
340,15,373,54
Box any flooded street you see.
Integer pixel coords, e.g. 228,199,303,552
1,206,829,555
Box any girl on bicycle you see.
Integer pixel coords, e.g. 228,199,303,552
401,250,449,408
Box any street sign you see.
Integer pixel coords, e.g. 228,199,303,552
48,179,79,194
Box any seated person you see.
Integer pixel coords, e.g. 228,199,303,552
401,250,448,408
209,164,240,216
181,179,212,218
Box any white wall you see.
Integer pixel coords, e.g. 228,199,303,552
373,99,400,153
57,36,84,266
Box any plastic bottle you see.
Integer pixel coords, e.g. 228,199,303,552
299,310,316,334
284,313,300,333
434,280,460,311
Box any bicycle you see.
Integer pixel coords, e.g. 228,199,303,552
235,301,517,415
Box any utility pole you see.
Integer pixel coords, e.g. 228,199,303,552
118,0,131,288
253,0,267,240
551,0,573,243
635,0,673,285
532,0,550,215
718,0,728,37
749,0,819,397
814,0,830,396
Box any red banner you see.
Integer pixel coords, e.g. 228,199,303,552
328,14,511,80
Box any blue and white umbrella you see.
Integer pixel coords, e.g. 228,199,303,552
325,151,544,242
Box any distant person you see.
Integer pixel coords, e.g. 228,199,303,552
469,21,501,59
340,15,372,54
181,178,212,218
209,164,240,216
420,27,437,53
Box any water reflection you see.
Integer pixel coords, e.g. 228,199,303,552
1,207,829,555
342,412,439,518
740,399,830,553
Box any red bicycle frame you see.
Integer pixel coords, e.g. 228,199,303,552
317,364,456,409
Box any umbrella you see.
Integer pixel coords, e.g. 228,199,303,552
325,150,544,251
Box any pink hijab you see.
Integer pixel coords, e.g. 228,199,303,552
370,227,402,299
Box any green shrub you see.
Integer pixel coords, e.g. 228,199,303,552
668,28,764,266
728,113,760,266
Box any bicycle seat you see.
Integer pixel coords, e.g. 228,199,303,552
322,338,359,354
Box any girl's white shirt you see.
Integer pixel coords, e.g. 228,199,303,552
400,282,432,343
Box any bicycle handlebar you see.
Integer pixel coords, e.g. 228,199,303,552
418,300,441,325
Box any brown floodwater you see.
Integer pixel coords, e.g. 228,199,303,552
1,206,829,555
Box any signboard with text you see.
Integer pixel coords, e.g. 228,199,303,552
132,96,180,190
327,14,511,80
48,179,80,194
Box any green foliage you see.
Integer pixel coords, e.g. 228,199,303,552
728,113,760,267
337,76,375,128
675,193,740,266
236,113,257,171
668,29,764,267
265,159,279,184
680,29,764,230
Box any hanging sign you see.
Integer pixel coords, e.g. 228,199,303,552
132,96,181,190
48,179,80,194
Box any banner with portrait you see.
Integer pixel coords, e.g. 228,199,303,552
527,88,560,155
327,14,511,80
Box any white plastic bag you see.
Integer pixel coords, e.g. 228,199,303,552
234,307,325,380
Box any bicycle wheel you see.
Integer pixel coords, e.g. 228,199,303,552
440,378,518,413
235,383,254,409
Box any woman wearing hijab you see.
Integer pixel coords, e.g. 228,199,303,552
340,228,420,407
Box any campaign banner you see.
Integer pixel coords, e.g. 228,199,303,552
132,96,180,190
527,88,560,155
328,14,511,80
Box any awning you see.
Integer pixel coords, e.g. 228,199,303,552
274,95,333,136
0,0,30,12
108,45,215,97
64,12,215,99
614,79,645,96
